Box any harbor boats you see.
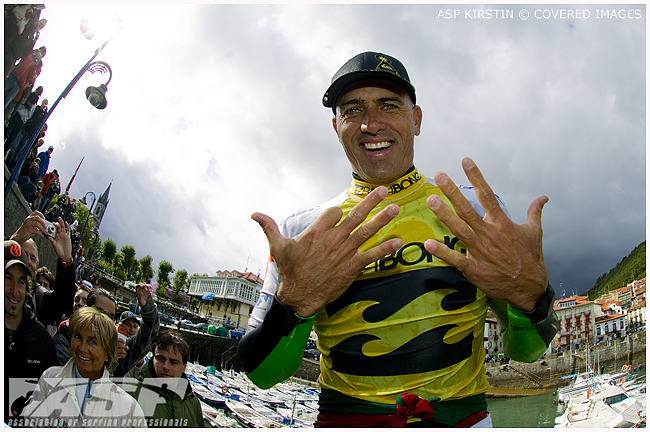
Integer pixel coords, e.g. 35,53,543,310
556,371,599,402
554,384,646,428
188,377,228,408
199,401,240,428
275,401,318,426
186,361,319,427
225,399,286,428
557,370,629,403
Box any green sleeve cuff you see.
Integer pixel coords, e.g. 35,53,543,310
502,284,558,363
508,282,556,326
246,315,314,389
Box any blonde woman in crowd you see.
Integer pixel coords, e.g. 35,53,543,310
23,307,146,428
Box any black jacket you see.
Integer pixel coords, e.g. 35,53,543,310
4,303,58,423
27,259,76,327
113,295,160,377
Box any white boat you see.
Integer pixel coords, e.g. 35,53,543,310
275,402,318,426
557,371,598,402
554,385,645,428
199,401,240,428
557,370,630,403
225,399,286,428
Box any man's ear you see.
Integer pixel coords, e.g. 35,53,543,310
331,116,338,135
413,105,422,137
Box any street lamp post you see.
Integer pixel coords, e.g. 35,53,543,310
4,19,121,200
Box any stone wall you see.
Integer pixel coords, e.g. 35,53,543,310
4,167,59,275
485,330,646,389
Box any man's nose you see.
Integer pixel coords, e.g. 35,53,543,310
360,108,385,134
10,281,21,297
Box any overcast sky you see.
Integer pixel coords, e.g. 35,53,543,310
31,3,645,298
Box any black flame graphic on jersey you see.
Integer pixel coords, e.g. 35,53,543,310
325,267,477,376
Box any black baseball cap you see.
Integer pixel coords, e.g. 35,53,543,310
4,240,32,278
120,310,141,325
322,51,416,112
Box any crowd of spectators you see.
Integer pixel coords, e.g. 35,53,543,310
4,5,60,215
5,5,208,427
5,212,205,427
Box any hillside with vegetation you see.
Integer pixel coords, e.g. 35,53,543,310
586,241,646,300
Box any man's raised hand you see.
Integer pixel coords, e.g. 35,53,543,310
425,157,548,311
252,186,402,317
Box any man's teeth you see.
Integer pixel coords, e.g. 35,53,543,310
364,142,391,150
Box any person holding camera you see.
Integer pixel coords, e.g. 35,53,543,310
9,210,75,335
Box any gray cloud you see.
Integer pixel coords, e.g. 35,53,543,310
35,4,645,296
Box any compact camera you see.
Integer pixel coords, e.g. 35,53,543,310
44,220,57,238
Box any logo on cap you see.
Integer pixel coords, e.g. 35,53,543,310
375,55,400,76
10,244,22,258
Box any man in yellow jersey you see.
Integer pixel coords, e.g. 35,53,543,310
239,52,557,427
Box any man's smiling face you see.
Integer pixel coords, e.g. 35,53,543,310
4,264,27,319
333,80,422,185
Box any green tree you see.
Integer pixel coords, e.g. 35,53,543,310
173,269,189,293
119,245,138,281
157,260,174,290
112,252,127,280
102,239,117,265
114,268,127,280
138,255,154,283
74,202,96,259
171,290,185,305
156,285,168,299
587,241,646,300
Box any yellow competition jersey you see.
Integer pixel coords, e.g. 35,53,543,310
248,168,510,406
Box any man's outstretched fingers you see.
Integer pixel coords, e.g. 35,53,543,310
433,172,484,228
424,239,468,272
527,195,549,225
462,157,502,217
360,237,403,265
339,186,389,232
427,194,478,247
349,203,400,249
251,212,284,246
